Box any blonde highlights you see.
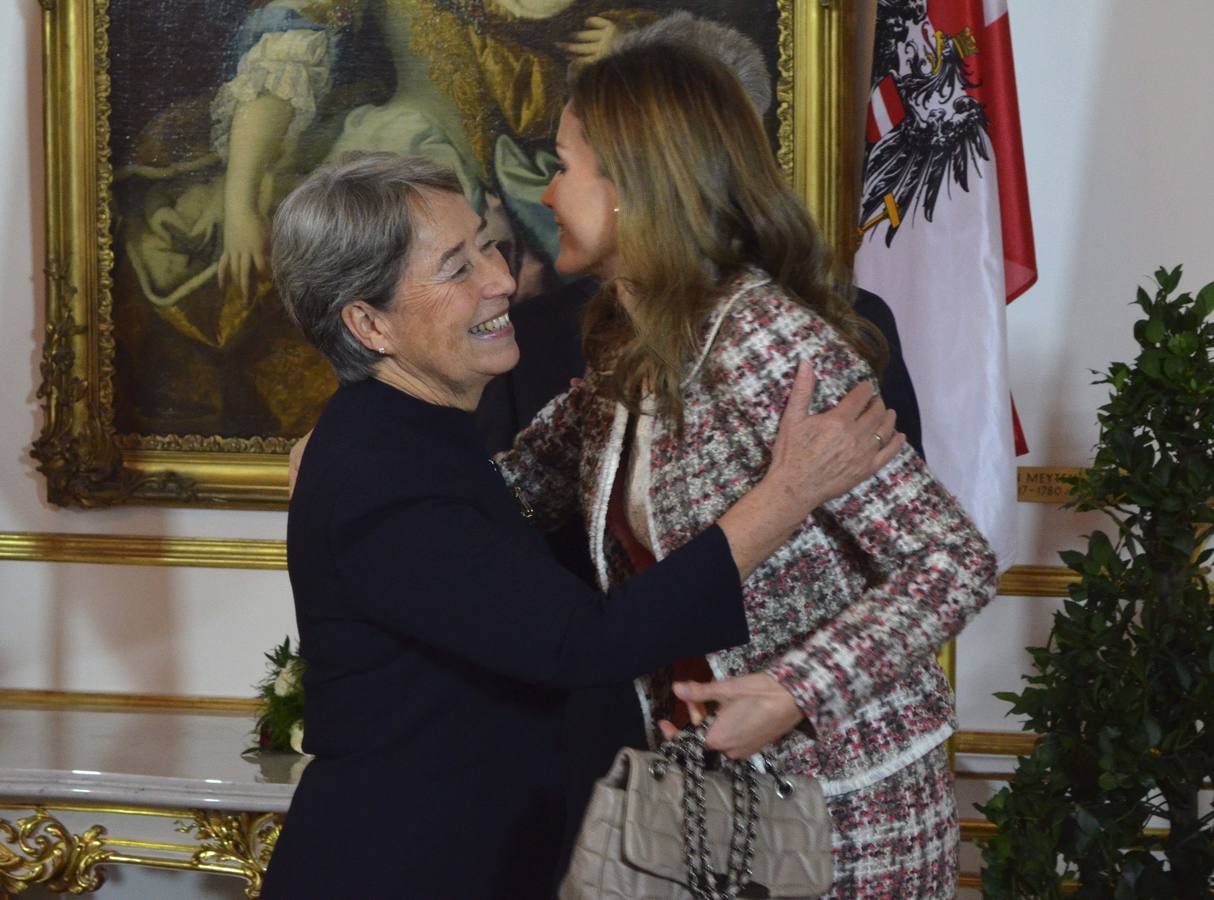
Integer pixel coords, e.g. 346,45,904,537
570,43,886,422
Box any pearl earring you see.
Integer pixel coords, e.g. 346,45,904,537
612,207,619,214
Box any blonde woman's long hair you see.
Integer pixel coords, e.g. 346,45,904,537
570,42,887,423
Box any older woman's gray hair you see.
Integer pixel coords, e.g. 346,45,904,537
271,152,463,385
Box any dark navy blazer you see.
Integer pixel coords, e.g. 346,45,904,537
263,378,749,899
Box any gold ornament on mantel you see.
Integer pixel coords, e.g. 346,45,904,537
177,810,283,899
0,808,111,894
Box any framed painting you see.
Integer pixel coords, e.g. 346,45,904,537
34,0,862,509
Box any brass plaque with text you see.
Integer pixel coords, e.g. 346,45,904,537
1017,467,1084,503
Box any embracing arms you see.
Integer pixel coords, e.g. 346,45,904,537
665,297,998,757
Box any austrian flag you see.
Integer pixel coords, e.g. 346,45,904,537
867,74,907,143
853,0,1037,570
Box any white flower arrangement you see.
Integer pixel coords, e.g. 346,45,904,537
250,637,308,754
274,658,305,698
289,721,307,755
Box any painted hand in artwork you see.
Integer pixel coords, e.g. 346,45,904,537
217,94,295,303
558,16,621,65
217,204,271,304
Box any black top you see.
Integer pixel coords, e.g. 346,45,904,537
852,288,924,458
262,378,749,899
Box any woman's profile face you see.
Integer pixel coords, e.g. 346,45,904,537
541,104,620,280
373,190,519,408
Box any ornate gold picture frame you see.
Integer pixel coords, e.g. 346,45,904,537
34,0,857,509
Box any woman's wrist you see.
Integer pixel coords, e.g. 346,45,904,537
754,469,822,534
718,478,803,581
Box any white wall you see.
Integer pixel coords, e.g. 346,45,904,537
955,0,1214,735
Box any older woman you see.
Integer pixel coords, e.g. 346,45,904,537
497,41,999,898
264,152,901,898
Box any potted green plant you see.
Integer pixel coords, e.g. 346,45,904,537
979,266,1214,898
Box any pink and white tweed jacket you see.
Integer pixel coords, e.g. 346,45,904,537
497,269,998,795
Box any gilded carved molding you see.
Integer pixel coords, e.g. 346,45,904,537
0,531,1077,596
997,564,1079,598
0,807,282,898
0,532,287,570
953,729,1038,757
0,688,259,715
778,1,853,262
0,808,110,894
178,811,282,898
29,272,199,508
34,0,205,508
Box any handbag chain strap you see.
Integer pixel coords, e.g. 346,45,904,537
659,723,760,900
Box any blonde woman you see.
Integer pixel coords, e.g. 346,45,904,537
497,41,998,897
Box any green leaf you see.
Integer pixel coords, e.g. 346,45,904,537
1088,530,1118,569
1143,717,1161,748
1059,549,1087,572
1172,658,1193,691
1139,349,1163,379
1075,807,1101,835
1143,318,1165,344
1114,868,1139,900
1156,265,1182,293
1195,281,1214,320
1167,331,1197,355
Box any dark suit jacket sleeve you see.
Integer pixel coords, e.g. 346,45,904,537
853,288,925,459
329,474,748,689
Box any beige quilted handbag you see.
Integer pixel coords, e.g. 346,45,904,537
559,725,832,899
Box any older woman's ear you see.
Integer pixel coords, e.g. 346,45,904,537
340,301,387,354
288,430,312,497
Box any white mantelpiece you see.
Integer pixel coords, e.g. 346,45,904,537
0,706,300,897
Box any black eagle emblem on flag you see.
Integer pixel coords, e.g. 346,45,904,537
859,0,992,246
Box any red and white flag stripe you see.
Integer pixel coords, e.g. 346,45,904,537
866,75,907,143
853,0,1036,570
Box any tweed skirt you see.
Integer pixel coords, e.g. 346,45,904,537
824,742,959,899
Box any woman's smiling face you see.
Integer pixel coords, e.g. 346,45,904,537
362,190,519,409
541,104,620,280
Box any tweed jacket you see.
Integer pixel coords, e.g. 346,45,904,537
497,269,998,796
